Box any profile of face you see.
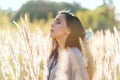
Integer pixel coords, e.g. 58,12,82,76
50,14,70,39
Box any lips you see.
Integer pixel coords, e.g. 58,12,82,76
50,29,53,33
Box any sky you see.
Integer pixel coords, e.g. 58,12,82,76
0,0,120,14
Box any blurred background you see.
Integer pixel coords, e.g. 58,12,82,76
0,0,120,80
0,0,120,32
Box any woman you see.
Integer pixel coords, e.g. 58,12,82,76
47,10,89,80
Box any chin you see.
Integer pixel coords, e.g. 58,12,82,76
51,35,58,39
50,34,55,38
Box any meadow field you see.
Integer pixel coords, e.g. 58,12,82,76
0,15,120,80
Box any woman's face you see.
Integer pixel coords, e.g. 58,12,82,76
50,14,70,39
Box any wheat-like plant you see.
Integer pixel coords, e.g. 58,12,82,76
0,15,120,80
80,27,120,80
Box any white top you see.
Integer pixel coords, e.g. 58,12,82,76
47,47,89,80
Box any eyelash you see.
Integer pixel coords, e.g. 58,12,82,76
56,21,61,24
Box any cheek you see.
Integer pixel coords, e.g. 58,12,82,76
50,26,66,38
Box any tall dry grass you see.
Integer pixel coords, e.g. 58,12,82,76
0,15,120,80
81,27,120,80
0,15,52,80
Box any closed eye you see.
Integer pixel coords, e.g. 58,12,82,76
54,18,61,24
56,21,61,24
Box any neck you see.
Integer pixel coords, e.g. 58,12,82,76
56,35,68,48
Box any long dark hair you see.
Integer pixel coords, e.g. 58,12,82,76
48,10,85,62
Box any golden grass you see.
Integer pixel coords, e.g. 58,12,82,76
0,15,120,80
0,15,52,80
80,28,120,80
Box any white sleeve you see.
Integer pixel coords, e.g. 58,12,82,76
71,47,89,80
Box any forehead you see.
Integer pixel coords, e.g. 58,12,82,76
55,14,66,21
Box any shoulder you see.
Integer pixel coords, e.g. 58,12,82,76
70,47,83,58
71,47,81,54
58,47,83,61
68,47,85,65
